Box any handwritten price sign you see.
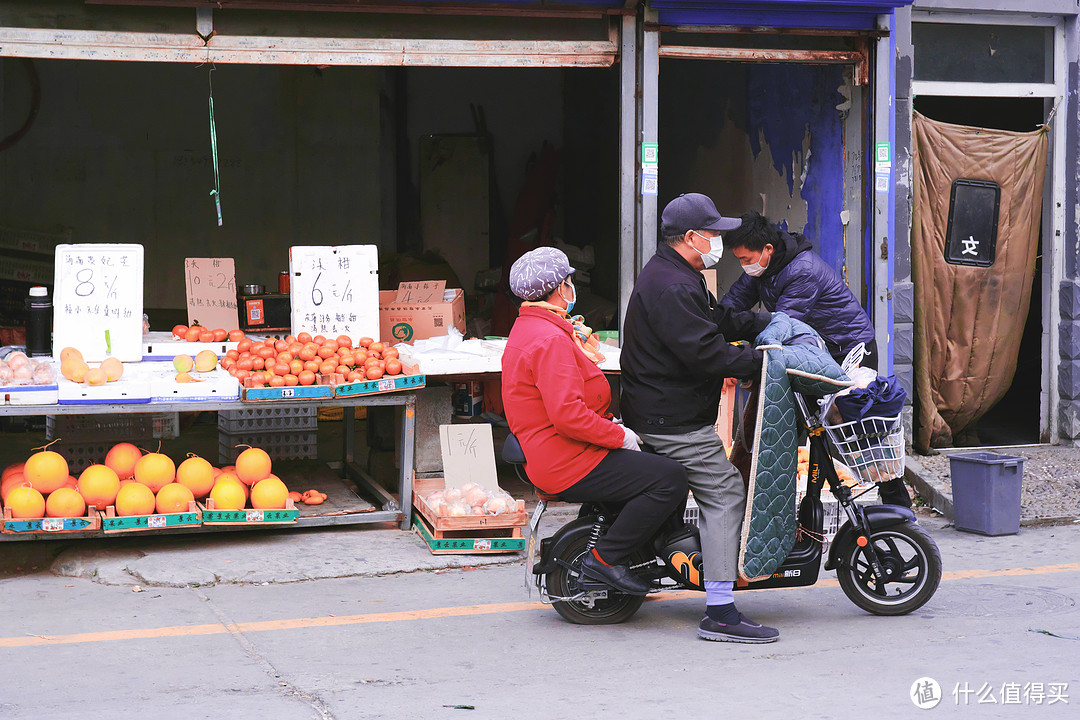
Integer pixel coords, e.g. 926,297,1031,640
185,257,238,329
53,244,144,362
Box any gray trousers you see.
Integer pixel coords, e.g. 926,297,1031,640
638,427,745,582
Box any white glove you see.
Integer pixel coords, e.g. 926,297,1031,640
621,425,642,452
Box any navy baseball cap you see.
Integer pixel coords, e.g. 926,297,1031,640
661,193,742,237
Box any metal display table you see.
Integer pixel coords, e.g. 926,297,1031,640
0,392,417,539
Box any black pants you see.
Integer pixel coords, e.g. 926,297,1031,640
557,449,689,566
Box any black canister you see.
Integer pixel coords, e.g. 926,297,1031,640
26,286,53,357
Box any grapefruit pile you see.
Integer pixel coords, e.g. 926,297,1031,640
220,333,403,389
1,443,293,519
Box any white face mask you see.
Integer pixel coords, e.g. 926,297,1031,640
742,248,769,277
742,261,766,277
691,231,724,269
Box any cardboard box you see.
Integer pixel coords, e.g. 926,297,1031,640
379,281,466,344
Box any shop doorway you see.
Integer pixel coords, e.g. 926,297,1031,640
913,96,1045,446
657,56,865,303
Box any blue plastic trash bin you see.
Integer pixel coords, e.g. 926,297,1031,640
948,452,1024,536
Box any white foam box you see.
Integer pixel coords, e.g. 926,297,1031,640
2,383,59,405
141,331,239,361
146,362,240,402
57,362,152,405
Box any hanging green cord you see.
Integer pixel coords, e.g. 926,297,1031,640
208,68,223,226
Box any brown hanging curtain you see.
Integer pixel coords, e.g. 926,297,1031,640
911,111,1048,451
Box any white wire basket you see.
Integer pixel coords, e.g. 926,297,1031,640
823,414,905,485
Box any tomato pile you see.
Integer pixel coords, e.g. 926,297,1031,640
172,323,246,343
221,333,403,388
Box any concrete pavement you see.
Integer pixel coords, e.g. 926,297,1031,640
1,511,1078,719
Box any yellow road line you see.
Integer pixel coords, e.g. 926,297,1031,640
2,562,1077,649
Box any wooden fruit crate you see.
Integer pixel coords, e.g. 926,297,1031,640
199,497,299,525
413,510,525,555
2,506,101,535
412,477,527,533
100,500,202,533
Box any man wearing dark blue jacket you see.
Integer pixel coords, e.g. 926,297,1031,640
721,210,911,508
622,193,779,643
720,210,876,367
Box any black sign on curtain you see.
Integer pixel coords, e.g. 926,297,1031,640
944,178,1001,267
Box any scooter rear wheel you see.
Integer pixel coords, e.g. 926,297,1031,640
835,522,942,616
547,534,646,625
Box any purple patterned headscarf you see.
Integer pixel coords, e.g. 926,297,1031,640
508,247,576,301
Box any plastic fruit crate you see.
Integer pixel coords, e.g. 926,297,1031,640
217,406,318,434
46,412,179,443
218,431,319,465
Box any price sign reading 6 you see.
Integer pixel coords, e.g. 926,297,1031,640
311,272,324,306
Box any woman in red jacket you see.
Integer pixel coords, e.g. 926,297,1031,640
502,247,688,595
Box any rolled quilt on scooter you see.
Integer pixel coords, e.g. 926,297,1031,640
738,313,854,581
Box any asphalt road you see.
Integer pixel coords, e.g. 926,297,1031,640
2,514,1078,720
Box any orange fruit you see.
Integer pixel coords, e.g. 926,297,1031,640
62,359,90,383
114,482,156,516
134,452,176,493
1,473,28,502
105,442,142,480
155,483,195,514
250,477,288,510
77,464,121,510
235,447,271,486
24,450,69,494
2,462,24,481
45,487,86,518
6,486,45,519
209,478,246,510
100,357,124,382
59,347,84,363
64,475,79,490
176,456,215,499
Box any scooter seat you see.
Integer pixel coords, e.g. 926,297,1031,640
501,433,527,465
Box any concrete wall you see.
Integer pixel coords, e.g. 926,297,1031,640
0,59,383,316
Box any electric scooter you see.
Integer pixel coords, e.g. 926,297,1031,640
503,392,942,625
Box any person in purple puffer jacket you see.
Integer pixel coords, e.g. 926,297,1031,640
721,210,911,508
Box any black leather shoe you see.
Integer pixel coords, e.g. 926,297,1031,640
697,614,779,643
581,554,650,595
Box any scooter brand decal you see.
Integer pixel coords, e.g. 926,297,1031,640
669,551,702,587
771,569,802,579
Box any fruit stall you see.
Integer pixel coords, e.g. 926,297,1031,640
0,243,429,542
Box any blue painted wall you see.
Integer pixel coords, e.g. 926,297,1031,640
746,64,846,273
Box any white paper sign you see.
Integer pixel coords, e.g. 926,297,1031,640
439,424,499,491
289,245,379,342
53,243,144,362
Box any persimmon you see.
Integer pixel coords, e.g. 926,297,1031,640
228,329,245,342
172,324,188,340
336,335,353,349
212,328,228,342
198,329,215,343
366,366,384,380
385,359,402,376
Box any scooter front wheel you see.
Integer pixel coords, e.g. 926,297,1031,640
547,533,645,625
834,522,942,616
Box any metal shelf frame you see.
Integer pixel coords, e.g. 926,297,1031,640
0,392,417,540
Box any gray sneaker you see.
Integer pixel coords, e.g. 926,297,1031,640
697,614,779,643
